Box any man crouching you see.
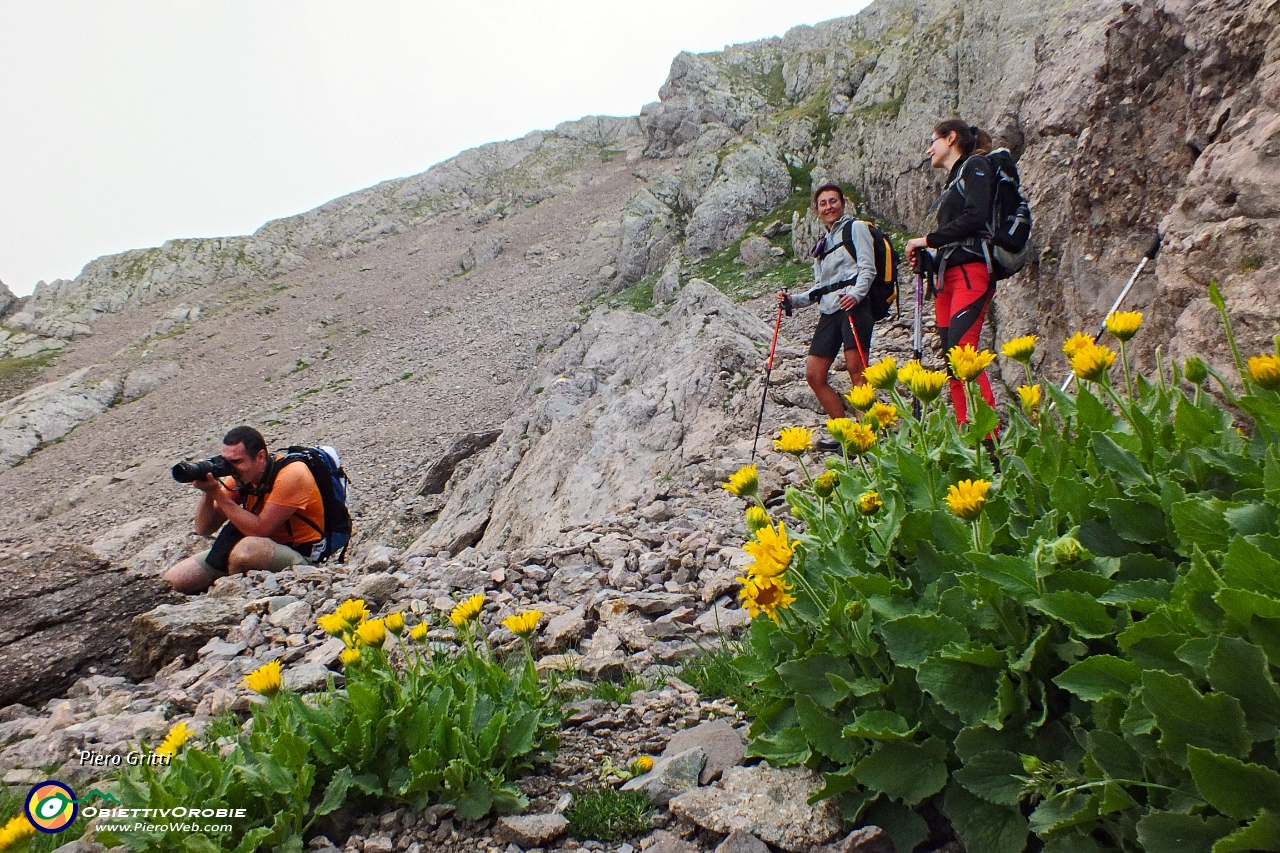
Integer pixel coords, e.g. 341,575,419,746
164,426,325,594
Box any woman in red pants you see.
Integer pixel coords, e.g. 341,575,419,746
906,119,996,424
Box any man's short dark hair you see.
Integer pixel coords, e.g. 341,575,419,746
222,426,267,457
812,183,846,208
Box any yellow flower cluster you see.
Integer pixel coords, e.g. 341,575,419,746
154,721,194,759
737,520,797,623
1105,311,1143,342
244,660,282,698
0,816,35,851
1001,335,1038,363
450,593,485,628
502,610,543,637
722,463,759,498
773,426,813,455
844,384,877,412
834,421,877,455
1069,342,1117,382
857,491,882,515
946,479,991,521
1062,331,1094,359
1249,353,1280,390
948,344,996,382
814,470,839,499
630,755,654,775
1017,384,1042,415
409,622,429,641
902,361,948,403
318,598,425,663
867,402,898,430
864,357,898,390
745,505,770,534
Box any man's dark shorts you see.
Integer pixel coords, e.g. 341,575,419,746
809,303,874,361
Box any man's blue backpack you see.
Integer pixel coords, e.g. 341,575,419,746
274,445,352,562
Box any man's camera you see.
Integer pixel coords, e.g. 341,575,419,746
171,455,234,483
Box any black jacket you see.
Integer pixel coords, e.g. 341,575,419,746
927,154,992,267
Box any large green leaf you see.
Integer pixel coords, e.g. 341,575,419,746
862,796,931,853
878,614,969,667
954,749,1025,806
1187,746,1280,820
1076,386,1118,433
1141,670,1251,764
1171,498,1232,554
842,710,918,742
1207,636,1280,740
1212,809,1280,853
313,766,352,816
776,654,860,709
1029,789,1099,836
853,738,948,805
1029,591,1115,638
944,782,1029,853
795,695,862,764
1054,655,1141,701
968,553,1040,600
1093,433,1153,489
917,655,1002,727
1220,536,1280,597
1136,811,1236,853
1106,498,1167,543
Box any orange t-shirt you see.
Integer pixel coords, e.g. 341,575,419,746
227,458,324,547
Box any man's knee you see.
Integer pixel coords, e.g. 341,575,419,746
164,558,215,594
806,363,832,391
227,537,276,574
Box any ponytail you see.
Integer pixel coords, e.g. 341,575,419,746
933,118,978,156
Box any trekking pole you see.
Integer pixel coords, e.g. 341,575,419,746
751,292,791,461
912,265,925,419
847,313,869,375
1060,235,1161,393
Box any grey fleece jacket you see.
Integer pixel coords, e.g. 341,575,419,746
791,215,877,314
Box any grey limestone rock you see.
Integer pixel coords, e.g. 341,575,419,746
0,367,123,471
127,597,245,679
494,813,569,847
353,572,400,606
714,830,772,853
616,189,677,288
662,718,745,785
620,745,705,806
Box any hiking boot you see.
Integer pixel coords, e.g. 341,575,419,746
816,437,841,453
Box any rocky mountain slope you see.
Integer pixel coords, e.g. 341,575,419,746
2,0,1279,851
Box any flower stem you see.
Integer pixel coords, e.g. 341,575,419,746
1119,339,1135,402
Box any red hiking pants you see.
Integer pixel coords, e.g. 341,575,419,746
936,262,996,423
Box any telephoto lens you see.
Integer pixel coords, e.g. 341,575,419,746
171,455,233,483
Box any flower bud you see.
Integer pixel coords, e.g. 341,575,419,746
844,600,865,621
814,471,839,499
1052,535,1086,565
745,505,770,535
1183,357,1208,386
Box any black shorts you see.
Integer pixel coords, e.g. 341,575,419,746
808,303,874,362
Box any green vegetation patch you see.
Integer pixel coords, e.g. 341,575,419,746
564,788,653,842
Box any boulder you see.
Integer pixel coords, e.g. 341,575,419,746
669,764,843,852
620,746,705,806
415,431,503,496
0,543,174,708
661,719,746,784
494,814,569,847
127,598,245,679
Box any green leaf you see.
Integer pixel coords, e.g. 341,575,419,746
1054,655,1141,701
1106,498,1167,543
776,654,860,709
1136,811,1236,853
853,738,948,805
1093,432,1153,488
313,766,352,816
968,553,1040,601
1172,498,1232,554
1029,789,1099,835
1086,730,1143,781
878,614,969,667
1187,746,1280,820
1043,834,1104,853
1212,809,1280,853
1216,588,1280,626
842,710,918,741
1225,501,1278,536
1076,385,1118,432
796,695,862,764
1221,536,1280,597
863,797,931,853
944,782,1029,853
270,730,310,769
1029,591,1115,638
1141,670,1251,765
954,750,1025,806
917,656,1002,727
747,726,811,765
1207,636,1280,740
1174,395,1222,445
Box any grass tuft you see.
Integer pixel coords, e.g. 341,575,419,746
564,788,653,842
678,640,766,716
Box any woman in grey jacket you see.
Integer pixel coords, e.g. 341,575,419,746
776,183,878,419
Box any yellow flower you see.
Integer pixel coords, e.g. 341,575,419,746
736,574,797,623
898,360,924,388
356,618,387,647
340,647,361,666
318,613,348,636
1105,311,1143,342
857,492,882,515
153,721,194,759
1001,335,1038,363
814,471,839,499
844,384,877,412
0,816,36,851
1070,342,1117,382
948,344,996,382
334,599,370,627
630,755,654,775
840,421,877,456
864,357,898,390
867,402,898,430
773,426,813,456
1062,331,1094,359
409,622,429,642
946,479,991,522
826,417,853,445
1017,384,1042,413
745,505,770,534
384,612,405,636
722,463,759,498
744,521,794,578
244,660,282,698
502,610,543,637
907,369,949,404
450,593,485,628
1249,353,1280,390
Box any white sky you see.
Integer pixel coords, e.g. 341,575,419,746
0,2,872,297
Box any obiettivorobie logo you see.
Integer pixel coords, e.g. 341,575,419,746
22,781,118,834
25,779,247,837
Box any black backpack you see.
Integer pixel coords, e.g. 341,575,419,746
268,445,353,562
814,220,900,321
985,149,1033,279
